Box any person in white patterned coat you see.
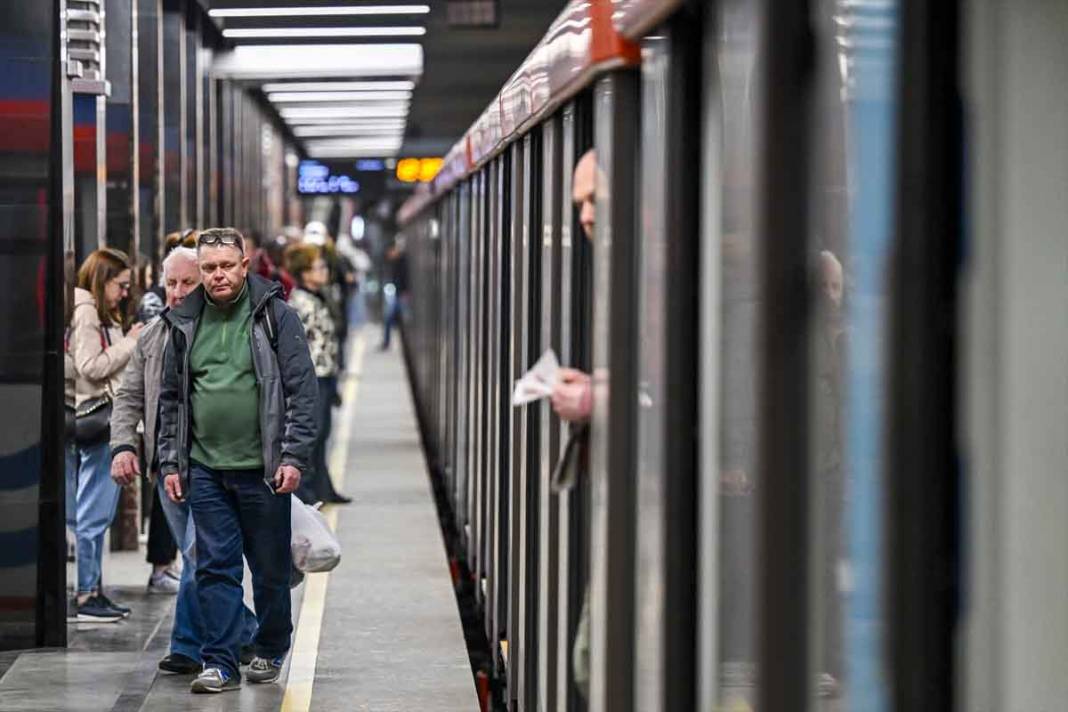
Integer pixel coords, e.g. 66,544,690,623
284,243,351,505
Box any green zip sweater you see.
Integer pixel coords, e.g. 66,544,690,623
189,283,263,470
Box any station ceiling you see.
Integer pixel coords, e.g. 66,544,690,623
206,1,563,160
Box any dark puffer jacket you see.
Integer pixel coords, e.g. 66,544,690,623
156,274,318,494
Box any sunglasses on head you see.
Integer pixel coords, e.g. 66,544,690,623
198,230,244,253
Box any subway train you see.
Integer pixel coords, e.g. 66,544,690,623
396,1,1068,712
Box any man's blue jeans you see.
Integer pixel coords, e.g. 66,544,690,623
189,462,292,678
156,476,256,662
68,441,120,594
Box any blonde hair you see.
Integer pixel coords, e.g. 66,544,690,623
284,243,322,282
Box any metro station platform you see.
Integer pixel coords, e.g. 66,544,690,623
0,333,477,712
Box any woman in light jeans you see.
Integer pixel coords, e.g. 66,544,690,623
67,248,142,622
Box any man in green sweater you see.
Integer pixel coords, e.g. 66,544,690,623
157,228,318,694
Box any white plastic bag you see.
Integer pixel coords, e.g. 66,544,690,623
512,349,560,406
291,495,341,573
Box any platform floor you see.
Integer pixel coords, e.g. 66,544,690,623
0,333,477,711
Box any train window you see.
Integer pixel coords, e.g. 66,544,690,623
808,0,899,707
711,0,763,708
633,12,702,712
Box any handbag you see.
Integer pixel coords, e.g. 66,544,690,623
74,395,112,446
550,422,589,493
72,320,114,446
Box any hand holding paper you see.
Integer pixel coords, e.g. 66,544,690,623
512,349,560,406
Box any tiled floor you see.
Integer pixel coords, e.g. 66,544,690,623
0,334,476,711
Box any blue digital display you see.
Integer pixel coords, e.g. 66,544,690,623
298,161,360,194
355,159,385,172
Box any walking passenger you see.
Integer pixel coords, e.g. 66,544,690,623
379,238,409,351
138,231,199,593
156,227,318,694
110,246,258,675
284,243,352,505
67,248,143,621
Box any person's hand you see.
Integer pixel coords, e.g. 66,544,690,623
551,368,593,423
110,451,140,486
127,322,145,339
164,473,184,502
274,464,301,494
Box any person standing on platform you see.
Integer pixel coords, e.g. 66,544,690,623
156,228,318,694
110,246,258,675
284,243,352,505
379,237,410,351
67,248,143,622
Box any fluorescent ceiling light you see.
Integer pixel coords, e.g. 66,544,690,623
280,107,410,120
211,44,423,79
293,125,406,136
285,117,408,126
294,127,404,138
210,5,430,18
262,81,416,93
223,26,426,39
310,148,403,158
269,91,412,103
306,139,403,149
306,139,404,157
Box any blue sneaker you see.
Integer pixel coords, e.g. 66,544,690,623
246,656,284,684
190,667,240,693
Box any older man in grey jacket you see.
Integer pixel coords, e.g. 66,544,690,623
110,246,256,675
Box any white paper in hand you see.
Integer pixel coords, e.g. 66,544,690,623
512,349,560,406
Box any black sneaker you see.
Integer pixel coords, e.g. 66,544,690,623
190,667,241,693
75,595,124,623
239,644,255,666
246,656,284,684
159,653,202,675
97,592,131,618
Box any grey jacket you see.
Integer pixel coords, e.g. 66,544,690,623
156,274,318,494
109,315,169,477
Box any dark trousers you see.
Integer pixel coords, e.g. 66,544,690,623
298,376,342,504
146,484,178,566
189,462,292,678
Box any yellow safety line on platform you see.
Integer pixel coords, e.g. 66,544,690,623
280,331,366,712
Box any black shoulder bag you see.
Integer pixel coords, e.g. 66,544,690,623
74,323,114,446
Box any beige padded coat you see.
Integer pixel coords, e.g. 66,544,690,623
68,287,137,407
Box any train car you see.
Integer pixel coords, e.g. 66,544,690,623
399,0,1068,710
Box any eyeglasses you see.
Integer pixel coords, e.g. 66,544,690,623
109,279,131,293
198,229,245,253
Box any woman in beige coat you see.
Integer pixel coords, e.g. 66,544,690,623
67,248,142,622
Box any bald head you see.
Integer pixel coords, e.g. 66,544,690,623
818,250,844,310
572,149,596,239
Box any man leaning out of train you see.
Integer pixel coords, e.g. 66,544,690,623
550,148,597,698
156,227,319,694
109,245,259,677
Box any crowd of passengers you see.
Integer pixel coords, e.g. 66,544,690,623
63,221,406,693
60,152,597,696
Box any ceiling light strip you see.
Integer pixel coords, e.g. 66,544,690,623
281,108,410,119
223,27,426,39
262,81,416,93
210,5,430,18
269,91,413,103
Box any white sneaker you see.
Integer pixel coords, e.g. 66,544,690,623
148,571,180,594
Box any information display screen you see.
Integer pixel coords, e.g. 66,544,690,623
298,160,360,194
